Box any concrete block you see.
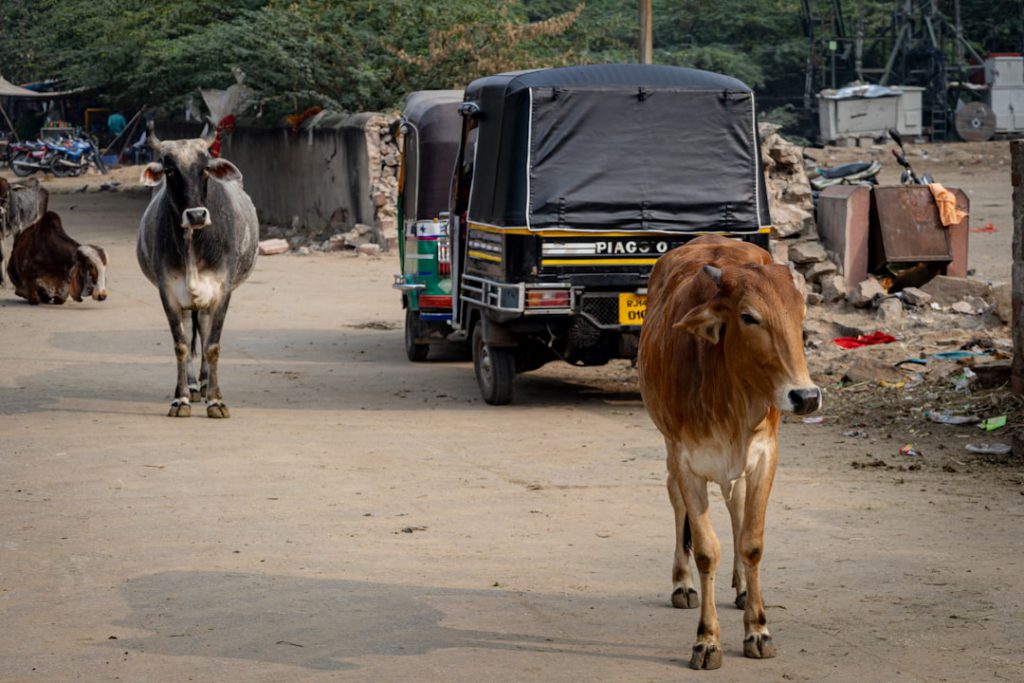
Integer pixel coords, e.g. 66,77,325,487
816,185,871,286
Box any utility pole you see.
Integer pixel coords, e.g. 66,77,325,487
1012,140,1024,396
639,0,653,65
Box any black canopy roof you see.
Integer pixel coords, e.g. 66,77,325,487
463,64,770,234
401,90,463,222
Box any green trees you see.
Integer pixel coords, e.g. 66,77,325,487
0,0,1017,122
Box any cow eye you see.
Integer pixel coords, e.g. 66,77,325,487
740,313,760,326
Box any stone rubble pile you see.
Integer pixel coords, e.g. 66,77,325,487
760,123,814,239
364,114,401,250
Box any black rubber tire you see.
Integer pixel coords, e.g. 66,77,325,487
472,323,514,405
404,308,429,362
11,154,34,177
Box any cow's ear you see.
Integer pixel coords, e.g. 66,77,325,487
140,162,164,187
68,264,83,302
673,300,728,345
206,159,242,182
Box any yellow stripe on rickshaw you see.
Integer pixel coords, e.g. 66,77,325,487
468,250,502,263
542,258,660,266
469,223,772,237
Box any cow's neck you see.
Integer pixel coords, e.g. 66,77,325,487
182,227,202,295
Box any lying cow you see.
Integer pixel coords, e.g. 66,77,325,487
637,235,820,670
137,122,258,418
1,177,49,287
6,211,108,305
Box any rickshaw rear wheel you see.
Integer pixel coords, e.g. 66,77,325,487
473,323,514,405
405,308,429,362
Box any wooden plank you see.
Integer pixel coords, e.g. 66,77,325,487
1013,139,1024,396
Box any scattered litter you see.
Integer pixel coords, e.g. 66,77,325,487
965,443,1012,455
926,410,980,425
979,415,1007,432
99,180,121,192
879,379,905,389
895,358,928,368
276,640,305,648
950,367,977,391
970,223,998,233
841,429,868,438
931,350,987,362
399,525,428,534
803,416,825,424
833,331,896,349
899,444,922,457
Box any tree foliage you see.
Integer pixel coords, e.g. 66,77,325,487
0,0,1018,124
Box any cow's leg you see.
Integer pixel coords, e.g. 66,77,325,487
202,294,231,419
187,312,202,402
679,475,722,670
724,476,749,609
739,438,779,660
667,451,698,608
159,289,191,417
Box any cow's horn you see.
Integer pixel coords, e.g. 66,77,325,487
147,120,161,151
703,265,723,285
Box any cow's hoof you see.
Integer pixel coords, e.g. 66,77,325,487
743,633,776,659
207,401,230,419
735,591,747,610
168,399,191,417
189,385,202,402
671,587,699,609
689,642,722,670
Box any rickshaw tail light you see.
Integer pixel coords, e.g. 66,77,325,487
419,295,452,310
526,290,570,309
438,261,451,275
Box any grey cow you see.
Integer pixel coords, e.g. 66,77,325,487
137,123,258,418
1,177,49,287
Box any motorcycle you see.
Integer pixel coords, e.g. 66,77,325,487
807,156,881,208
46,135,108,176
9,140,56,177
888,128,933,185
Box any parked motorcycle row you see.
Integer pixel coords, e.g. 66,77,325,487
7,135,108,178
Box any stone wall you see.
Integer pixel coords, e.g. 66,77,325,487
158,114,401,249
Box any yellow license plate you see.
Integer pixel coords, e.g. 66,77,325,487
619,293,647,325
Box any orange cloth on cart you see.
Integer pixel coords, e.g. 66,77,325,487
927,183,968,226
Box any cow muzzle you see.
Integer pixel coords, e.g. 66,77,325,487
182,207,211,228
93,289,108,302
783,386,822,415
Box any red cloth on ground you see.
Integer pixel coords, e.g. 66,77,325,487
833,331,896,349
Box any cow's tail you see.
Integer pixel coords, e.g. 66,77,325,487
683,515,692,555
190,310,200,356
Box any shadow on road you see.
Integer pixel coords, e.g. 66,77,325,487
0,328,641,415
105,571,679,672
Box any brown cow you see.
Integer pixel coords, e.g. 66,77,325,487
2,177,49,287
7,211,108,305
637,235,820,670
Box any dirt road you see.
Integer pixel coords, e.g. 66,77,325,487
1,193,1022,682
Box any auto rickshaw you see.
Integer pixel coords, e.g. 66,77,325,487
392,90,464,361
398,65,772,404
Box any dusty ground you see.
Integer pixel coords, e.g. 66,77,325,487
1,187,1022,682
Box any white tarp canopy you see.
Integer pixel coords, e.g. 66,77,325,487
0,74,85,99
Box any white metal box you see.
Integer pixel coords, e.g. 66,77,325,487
818,86,924,143
985,55,1024,88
